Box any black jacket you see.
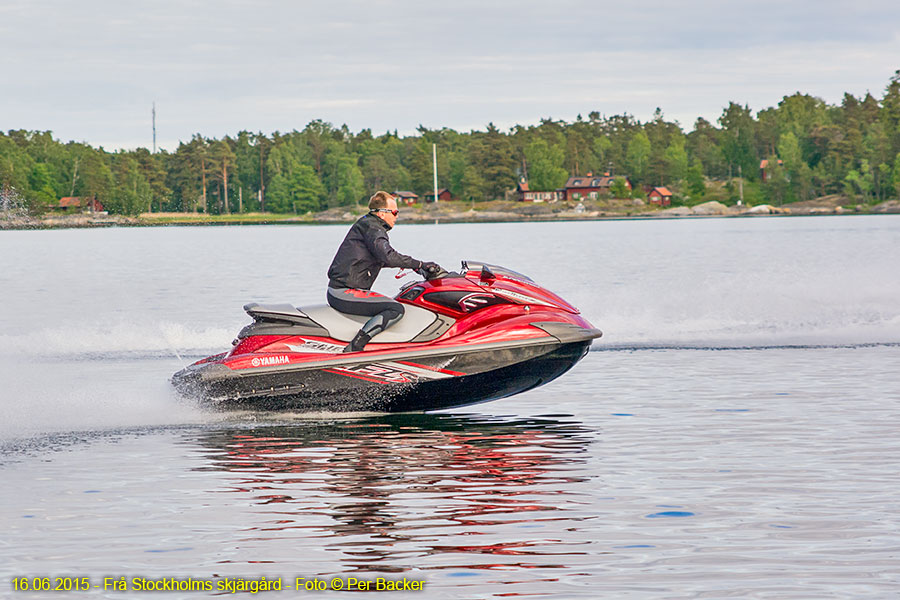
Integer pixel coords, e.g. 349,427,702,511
327,213,422,289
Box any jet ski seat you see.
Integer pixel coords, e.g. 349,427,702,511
303,304,445,342
243,303,454,343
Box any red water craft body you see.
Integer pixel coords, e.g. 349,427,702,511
172,261,602,412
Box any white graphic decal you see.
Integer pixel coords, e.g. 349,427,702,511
332,362,458,384
379,362,456,380
459,293,492,311
333,364,420,384
286,339,345,354
492,289,554,307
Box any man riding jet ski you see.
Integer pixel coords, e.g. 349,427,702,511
327,191,442,353
171,192,602,412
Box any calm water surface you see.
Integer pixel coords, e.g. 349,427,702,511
1,216,899,598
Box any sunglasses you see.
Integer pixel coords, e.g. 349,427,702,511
374,208,399,216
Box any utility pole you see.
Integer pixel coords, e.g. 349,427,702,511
257,133,266,212
738,164,744,206
223,160,230,214
69,157,80,196
152,102,157,154
200,154,206,213
432,143,438,205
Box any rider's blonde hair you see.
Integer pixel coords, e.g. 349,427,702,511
368,191,394,210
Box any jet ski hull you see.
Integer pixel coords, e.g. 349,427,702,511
172,339,591,413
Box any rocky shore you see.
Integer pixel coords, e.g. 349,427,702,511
1,212,139,230
300,195,900,224
2,196,899,230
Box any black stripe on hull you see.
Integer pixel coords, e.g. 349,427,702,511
174,341,591,413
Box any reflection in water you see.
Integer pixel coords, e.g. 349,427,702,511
191,413,595,575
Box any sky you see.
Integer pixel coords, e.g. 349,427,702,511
2,0,899,151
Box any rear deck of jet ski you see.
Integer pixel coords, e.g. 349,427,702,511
238,302,455,344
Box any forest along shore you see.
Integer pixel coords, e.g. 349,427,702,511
2,196,899,230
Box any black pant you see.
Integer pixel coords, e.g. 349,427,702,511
326,287,405,338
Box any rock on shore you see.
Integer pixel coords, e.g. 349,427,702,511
871,200,900,214
659,201,731,216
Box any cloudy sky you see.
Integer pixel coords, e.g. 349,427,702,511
2,0,898,150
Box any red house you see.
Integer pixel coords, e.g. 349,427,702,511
562,173,631,201
393,191,419,205
647,187,673,206
759,159,783,182
424,188,453,202
515,179,561,202
56,196,104,212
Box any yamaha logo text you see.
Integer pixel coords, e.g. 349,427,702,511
250,355,291,367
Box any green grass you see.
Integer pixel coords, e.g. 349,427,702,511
139,212,314,224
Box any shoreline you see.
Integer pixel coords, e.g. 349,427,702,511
3,198,899,230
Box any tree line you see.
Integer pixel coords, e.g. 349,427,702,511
2,72,899,216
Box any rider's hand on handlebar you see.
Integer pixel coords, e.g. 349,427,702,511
422,261,442,274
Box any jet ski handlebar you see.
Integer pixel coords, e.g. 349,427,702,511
417,264,451,280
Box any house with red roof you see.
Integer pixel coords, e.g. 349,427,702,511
515,179,562,202
759,159,784,183
393,191,419,205
562,173,631,201
424,188,454,202
56,196,104,212
647,187,673,206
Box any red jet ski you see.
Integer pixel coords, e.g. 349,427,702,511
172,261,602,412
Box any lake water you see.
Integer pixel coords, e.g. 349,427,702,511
1,216,899,598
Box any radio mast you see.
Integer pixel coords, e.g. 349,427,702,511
432,143,438,204
152,102,157,154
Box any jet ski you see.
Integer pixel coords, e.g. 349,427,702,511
171,261,602,412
